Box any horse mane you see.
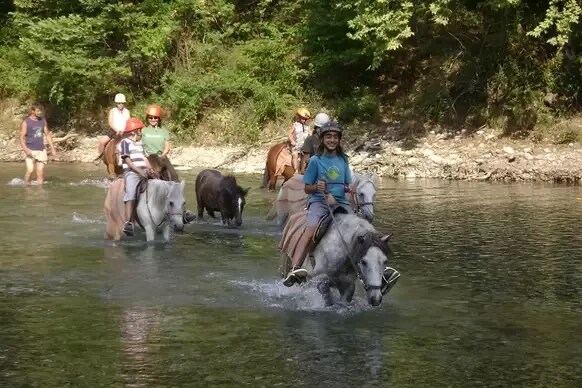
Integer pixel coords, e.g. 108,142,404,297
219,175,245,197
351,231,391,262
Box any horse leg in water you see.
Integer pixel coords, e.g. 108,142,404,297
144,224,156,242
337,277,356,304
162,222,170,242
316,276,334,306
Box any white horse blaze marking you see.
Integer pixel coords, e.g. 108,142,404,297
237,197,242,215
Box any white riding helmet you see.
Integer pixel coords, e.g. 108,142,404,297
313,112,330,128
114,93,127,103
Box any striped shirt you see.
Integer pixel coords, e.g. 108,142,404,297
117,138,147,173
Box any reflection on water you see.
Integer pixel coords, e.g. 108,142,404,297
0,163,581,387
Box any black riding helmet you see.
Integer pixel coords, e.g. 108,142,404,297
319,121,342,137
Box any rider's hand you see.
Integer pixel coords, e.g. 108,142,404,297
316,180,326,192
24,148,32,156
140,170,149,179
347,184,355,193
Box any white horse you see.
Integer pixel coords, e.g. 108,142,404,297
267,172,377,227
104,178,186,242
137,180,186,242
280,210,399,306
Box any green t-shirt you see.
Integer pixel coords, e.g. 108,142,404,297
141,125,170,155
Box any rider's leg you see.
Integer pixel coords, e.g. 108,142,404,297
122,172,138,236
283,201,328,286
97,135,110,155
291,151,298,172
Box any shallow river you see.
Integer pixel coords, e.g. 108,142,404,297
0,163,581,387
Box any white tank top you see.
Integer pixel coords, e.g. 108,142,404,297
111,107,130,132
292,122,309,147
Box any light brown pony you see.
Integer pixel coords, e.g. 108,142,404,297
102,137,123,179
261,142,295,192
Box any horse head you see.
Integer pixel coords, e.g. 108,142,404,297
353,173,377,223
353,232,392,306
219,176,250,226
167,180,186,232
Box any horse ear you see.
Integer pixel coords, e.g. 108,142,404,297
381,233,392,242
181,180,186,189
244,187,250,196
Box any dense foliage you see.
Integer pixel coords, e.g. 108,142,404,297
1,0,581,143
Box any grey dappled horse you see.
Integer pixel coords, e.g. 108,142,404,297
305,212,392,306
268,172,378,227
137,180,186,242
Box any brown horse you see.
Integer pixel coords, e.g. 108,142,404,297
261,142,296,192
101,138,179,182
102,137,123,179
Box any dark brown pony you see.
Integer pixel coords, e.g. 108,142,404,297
261,142,295,192
101,138,179,182
195,169,249,226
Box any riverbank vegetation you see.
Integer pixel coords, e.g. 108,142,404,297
0,0,581,144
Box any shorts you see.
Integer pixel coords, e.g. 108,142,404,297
292,142,305,153
123,171,142,202
306,201,352,227
26,149,48,164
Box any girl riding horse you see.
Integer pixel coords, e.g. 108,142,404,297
283,121,354,287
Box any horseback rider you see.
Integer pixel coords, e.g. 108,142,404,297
300,112,329,172
288,107,311,173
118,117,153,236
97,93,130,157
283,121,354,287
141,103,196,223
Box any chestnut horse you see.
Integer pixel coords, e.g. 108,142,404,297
261,142,295,192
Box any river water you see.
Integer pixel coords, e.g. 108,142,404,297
0,163,580,387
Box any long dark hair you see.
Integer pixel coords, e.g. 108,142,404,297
316,139,349,161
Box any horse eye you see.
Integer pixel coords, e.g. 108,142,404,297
169,201,174,207
361,260,368,267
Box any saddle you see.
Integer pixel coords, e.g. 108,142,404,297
312,205,349,247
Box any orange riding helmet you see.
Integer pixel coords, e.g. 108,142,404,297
145,104,163,118
124,117,145,133
295,107,311,120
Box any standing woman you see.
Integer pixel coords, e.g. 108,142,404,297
97,93,130,157
141,104,178,181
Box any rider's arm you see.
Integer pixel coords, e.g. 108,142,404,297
162,140,170,158
288,124,296,146
124,157,148,177
107,109,116,131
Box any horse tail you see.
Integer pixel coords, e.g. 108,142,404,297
260,164,269,188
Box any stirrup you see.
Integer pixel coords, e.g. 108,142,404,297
380,266,400,295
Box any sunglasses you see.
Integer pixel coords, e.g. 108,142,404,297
146,116,160,120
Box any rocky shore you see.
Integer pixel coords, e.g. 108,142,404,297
1,129,582,183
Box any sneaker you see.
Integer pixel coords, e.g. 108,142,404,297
283,266,308,287
380,267,400,295
123,221,134,236
183,210,196,224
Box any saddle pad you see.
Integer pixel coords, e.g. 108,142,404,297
279,210,308,260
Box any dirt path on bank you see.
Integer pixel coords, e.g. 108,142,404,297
1,130,582,183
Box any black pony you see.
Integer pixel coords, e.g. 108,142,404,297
195,169,250,226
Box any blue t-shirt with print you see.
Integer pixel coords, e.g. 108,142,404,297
303,154,352,205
